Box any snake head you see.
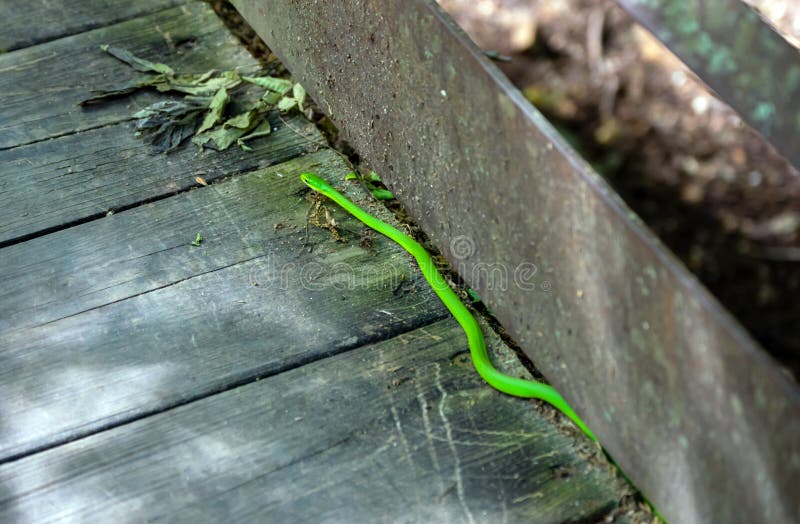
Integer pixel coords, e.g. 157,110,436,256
300,173,334,193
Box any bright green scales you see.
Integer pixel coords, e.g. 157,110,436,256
300,173,594,440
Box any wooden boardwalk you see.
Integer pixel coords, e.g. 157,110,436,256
0,2,647,522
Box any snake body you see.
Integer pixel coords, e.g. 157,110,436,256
300,173,595,440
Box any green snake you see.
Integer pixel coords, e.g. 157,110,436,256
300,173,595,441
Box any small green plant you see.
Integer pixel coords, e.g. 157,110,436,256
344,171,394,201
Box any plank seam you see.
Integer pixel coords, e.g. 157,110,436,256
0,120,126,153
0,1,190,53
15,253,270,334
0,162,266,250
0,312,450,465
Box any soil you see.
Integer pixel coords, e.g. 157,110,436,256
443,0,800,382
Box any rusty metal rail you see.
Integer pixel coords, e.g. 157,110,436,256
614,0,800,169
232,1,800,522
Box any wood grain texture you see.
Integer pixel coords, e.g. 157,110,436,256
0,113,322,245
1,148,335,332
0,2,257,149
0,150,447,461
0,0,184,52
0,319,626,523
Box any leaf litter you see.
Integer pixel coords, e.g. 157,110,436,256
80,45,310,154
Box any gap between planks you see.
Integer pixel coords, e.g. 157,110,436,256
0,149,448,463
0,319,626,524
0,0,186,52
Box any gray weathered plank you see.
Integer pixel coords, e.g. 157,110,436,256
0,113,322,245
0,2,256,149
0,0,184,52
0,148,331,332
0,319,626,523
0,149,447,461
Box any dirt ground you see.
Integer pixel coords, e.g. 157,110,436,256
441,0,800,382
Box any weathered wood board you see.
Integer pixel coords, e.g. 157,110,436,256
0,3,256,149
1,148,332,331
0,0,184,52
0,113,321,245
0,150,447,461
0,319,628,523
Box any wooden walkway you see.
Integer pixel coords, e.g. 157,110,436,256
0,2,646,522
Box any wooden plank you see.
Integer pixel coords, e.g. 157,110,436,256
0,147,333,332
0,0,184,52
0,113,322,245
0,2,256,149
0,147,344,330
232,1,800,522
0,149,447,461
0,319,629,523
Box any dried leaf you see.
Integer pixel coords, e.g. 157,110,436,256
293,83,307,110
236,121,273,150
197,87,229,134
240,120,272,140
79,75,167,105
277,96,298,112
132,99,204,153
196,96,272,150
150,120,197,153
192,127,240,151
261,91,283,106
133,99,202,125
242,75,293,94
167,71,241,96
100,44,174,75
86,45,287,155
224,108,259,130
195,176,208,186
194,70,217,84
82,64,235,106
